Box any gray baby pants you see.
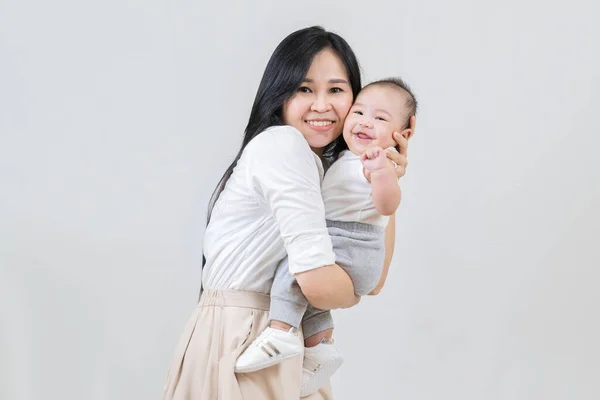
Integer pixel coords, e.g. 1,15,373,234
269,220,385,338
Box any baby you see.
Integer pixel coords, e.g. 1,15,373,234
235,77,418,396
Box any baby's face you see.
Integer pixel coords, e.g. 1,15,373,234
343,85,407,154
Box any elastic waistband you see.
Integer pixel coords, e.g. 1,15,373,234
326,219,385,234
199,289,271,311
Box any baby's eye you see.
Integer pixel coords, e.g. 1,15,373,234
353,111,363,115
298,86,312,93
375,117,387,121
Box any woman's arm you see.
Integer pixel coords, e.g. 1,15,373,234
369,213,396,295
249,127,360,310
301,209,397,304
296,265,360,310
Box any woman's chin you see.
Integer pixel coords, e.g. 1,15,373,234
309,133,343,150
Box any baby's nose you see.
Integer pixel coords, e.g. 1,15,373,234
359,120,373,128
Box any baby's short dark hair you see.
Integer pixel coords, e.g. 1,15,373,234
363,77,418,129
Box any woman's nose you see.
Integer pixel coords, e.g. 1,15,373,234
310,94,332,112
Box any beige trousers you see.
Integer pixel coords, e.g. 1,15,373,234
163,289,333,400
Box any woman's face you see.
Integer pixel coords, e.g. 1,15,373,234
282,48,354,155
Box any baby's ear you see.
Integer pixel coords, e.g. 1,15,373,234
402,116,417,140
400,127,414,140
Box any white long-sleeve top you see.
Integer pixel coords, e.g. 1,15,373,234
322,150,391,228
201,125,336,293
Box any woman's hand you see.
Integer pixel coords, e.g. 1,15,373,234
388,131,409,179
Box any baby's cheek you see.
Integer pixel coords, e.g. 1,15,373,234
379,130,398,149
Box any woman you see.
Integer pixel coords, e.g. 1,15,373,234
163,26,413,400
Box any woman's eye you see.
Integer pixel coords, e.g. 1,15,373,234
298,86,312,93
330,87,343,93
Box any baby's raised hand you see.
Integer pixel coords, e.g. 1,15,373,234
360,146,387,171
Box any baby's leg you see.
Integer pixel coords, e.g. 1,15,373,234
299,306,342,397
269,256,309,330
328,220,386,296
300,221,384,396
302,305,334,347
235,256,307,373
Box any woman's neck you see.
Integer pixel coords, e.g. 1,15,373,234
310,146,323,157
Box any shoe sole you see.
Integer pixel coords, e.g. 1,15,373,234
299,357,344,397
234,352,303,374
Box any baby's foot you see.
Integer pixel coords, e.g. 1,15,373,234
300,338,344,396
234,326,303,373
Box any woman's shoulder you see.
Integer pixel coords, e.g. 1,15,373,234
243,125,324,180
250,125,307,147
245,125,312,158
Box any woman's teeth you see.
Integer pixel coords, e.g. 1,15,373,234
306,121,333,126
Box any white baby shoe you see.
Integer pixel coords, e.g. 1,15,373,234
300,338,344,397
234,327,303,373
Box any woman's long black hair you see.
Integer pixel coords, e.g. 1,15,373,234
201,26,362,272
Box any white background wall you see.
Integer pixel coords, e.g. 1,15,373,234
1,0,598,399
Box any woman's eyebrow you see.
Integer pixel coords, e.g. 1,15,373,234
302,78,349,84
